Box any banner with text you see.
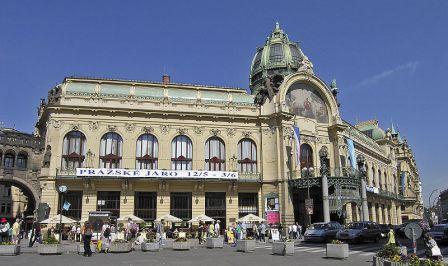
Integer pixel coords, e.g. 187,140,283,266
76,168,238,180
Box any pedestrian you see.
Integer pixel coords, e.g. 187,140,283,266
252,223,258,240
297,223,302,239
258,221,266,242
208,222,215,237
0,218,8,242
386,224,396,246
102,222,111,253
156,219,165,245
30,221,42,246
278,223,283,241
241,222,247,239
82,221,93,257
424,234,442,261
198,221,204,244
292,223,298,239
215,220,221,236
76,224,81,242
12,219,20,244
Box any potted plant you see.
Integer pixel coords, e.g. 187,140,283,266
206,233,224,249
109,239,132,253
272,238,294,256
373,244,414,266
326,239,349,259
172,237,190,251
237,236,256,253
141,233,160,252
38,236,62,255
0,242,20,256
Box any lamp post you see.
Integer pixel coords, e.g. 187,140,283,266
356,154,369,221
58,185,68,243
301,167,314,226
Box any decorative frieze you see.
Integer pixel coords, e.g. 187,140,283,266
125,123,135,132
210,129,221,136
160,125,170,135
108,125,117,132
88,121,99,131
241,131,252,138
226,128,236,137
193,126,204,135
142,126,154,134
177,127,188,135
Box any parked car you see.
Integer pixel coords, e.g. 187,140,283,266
336,221,381,243
427,224,448,243
303,222,342,242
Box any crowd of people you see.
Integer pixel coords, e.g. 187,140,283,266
0,218,23,244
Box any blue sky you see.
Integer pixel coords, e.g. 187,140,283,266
1,1,447,207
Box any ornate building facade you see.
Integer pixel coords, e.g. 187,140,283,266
30,24,423,226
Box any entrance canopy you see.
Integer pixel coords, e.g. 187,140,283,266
117,214,145,223
188,214,215,223
238,214,265,223
40,214,77,224
155,214,182,223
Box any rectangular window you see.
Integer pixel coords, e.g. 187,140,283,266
134,192,157,221
170,192,192,221
205,192,226,227
59,191,83,220
238,193,258,218
97,191,120,218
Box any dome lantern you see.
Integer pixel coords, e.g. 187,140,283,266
250,23,313,97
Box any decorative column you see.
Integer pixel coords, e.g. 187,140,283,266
357,155,369,221
319,147,330,223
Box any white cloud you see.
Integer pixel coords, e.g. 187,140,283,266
353,61,421,89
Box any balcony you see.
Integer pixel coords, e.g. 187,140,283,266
238,172,261,182
289,167,360,178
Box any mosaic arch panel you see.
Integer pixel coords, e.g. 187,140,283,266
285,82,329,123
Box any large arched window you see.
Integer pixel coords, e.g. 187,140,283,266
378,169,382,190
3,150,15,168
237,139,257,173
300,143,313,169
136,134,159,170
205,137,225,171
371,166,376,187
100,132,122,168
0,150,3,166
17,152,28,169
62,131,86,170
365,163,370,186
171,135,192,170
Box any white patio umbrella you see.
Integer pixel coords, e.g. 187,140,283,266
237,214,265,223
117,214,145,223
40,214,77,224
188,214,215,223
155,214,183,223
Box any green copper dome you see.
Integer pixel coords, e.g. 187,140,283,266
355,120,386,141
249,23,307,94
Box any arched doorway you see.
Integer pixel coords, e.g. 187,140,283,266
0,177,40,230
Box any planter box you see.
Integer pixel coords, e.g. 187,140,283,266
172,241,190,251
326,243,349,259
38,244,62,255
109,242,132,253
142,242,160,252
0,245,20,256
272,241,294,256
237,239,256,253
372,256,409,266
206,237,224,249
77,244,97,254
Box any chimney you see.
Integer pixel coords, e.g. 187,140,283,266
162,74,170,85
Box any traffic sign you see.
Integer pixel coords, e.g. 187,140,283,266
404,223,423,240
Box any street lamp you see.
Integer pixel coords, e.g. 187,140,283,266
301,167,314,226
58,185,68,243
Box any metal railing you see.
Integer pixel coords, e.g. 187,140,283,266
289,167,360,178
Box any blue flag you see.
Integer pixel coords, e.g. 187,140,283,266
292,126,301,166
346,138,357,169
